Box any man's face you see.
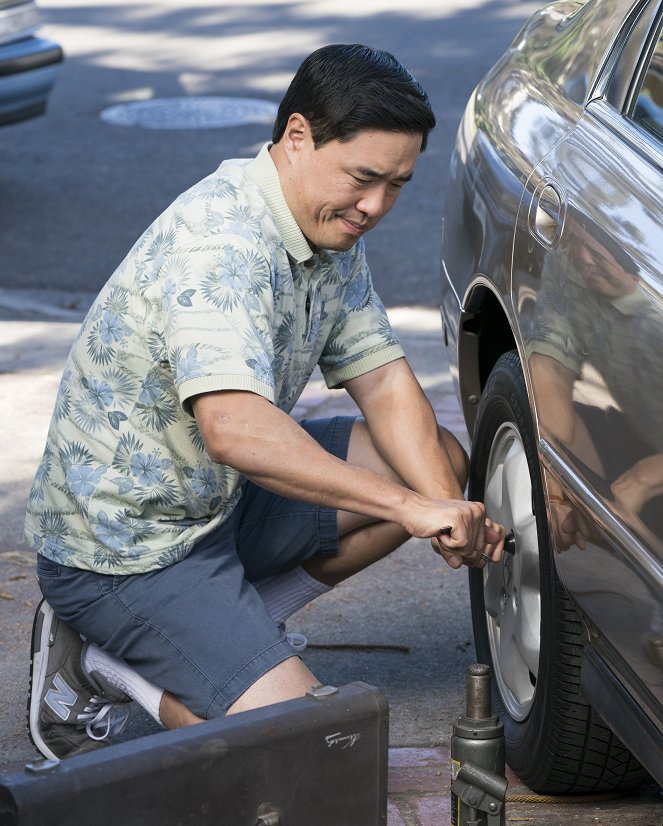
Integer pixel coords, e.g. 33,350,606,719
280,120,421,252
577,233,637,298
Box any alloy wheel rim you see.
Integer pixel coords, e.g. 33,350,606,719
483,421,541,720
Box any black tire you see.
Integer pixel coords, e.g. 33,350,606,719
468,350,646,794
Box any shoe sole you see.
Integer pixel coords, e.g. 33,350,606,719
27,598,60,761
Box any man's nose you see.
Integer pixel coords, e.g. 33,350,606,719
356,185,391,218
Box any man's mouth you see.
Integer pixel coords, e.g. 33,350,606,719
340,217,368,237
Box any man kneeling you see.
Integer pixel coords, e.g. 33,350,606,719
25,44,505,760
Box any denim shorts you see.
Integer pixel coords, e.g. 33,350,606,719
37,416,355,719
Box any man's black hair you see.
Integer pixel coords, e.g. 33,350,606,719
577,217,640,277
272,44,436,151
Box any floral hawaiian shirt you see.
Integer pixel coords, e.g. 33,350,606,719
24,144,404,574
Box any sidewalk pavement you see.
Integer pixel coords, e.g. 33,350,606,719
1,288,661,825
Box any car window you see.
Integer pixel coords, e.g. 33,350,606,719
632,25,663,141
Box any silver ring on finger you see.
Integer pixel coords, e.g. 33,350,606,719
481,552,492,564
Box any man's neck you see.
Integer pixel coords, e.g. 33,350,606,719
267,142,290,200
267,142,318,254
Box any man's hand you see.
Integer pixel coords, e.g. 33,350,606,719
611,454,663,517
548,496,603,551
399,497,506,569
345,361,507,570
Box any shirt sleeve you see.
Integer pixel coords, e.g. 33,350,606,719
160,236,277,411
528,258,582,376
318,243,405,388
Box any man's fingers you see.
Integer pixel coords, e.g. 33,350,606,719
431,537,464,568
484,519,506,545
471,518,485,553
435,523,467,547
479,542,502,566
483,519,506,563
430,507,506,570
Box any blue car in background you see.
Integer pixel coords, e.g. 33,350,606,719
0,0,62,125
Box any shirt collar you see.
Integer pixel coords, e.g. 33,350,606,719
610,287,647,316
247,143,314,264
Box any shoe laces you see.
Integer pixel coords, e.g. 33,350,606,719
77,696,131,741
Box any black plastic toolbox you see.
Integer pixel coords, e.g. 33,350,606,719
0,681,389,825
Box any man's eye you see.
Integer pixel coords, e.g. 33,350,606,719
352,176,371,185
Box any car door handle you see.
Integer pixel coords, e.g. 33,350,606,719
528,180,565,248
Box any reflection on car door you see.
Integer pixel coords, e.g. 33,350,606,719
511,32,663,727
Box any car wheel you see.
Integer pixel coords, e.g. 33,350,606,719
468,350,646,793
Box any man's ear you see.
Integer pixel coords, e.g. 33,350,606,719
282,113,311,153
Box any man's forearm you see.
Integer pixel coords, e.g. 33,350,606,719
191,387,496,555
192,389,418,526
345,359,465,501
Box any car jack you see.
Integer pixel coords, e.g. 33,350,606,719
451,663,508,825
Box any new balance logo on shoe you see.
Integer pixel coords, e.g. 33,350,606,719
29,600,133,761
44,673,77,721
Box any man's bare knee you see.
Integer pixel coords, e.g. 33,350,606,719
439,425,469,489
345,418,401,483
226,656,318,716
348,416,468,490
159,691,205,729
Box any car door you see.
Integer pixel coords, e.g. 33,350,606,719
512,1,663,725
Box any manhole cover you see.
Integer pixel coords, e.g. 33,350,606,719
100,96,278,129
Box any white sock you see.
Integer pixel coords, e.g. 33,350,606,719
253,565,332,626
83,643,164,727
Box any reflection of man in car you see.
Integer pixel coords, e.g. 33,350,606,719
528,218,663,549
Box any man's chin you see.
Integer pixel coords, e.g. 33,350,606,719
329,240,359,252
325,233,362,252
306,235,358,253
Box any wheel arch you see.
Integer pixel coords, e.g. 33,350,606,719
457,283,519,439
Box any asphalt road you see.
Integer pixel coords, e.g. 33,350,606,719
0,0,537,306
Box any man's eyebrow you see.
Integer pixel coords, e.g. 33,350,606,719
355,167,413,183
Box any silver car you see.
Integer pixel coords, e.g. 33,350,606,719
0,0,62,125
441,0,663,794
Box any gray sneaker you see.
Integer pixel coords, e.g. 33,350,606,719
28,599,132,761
